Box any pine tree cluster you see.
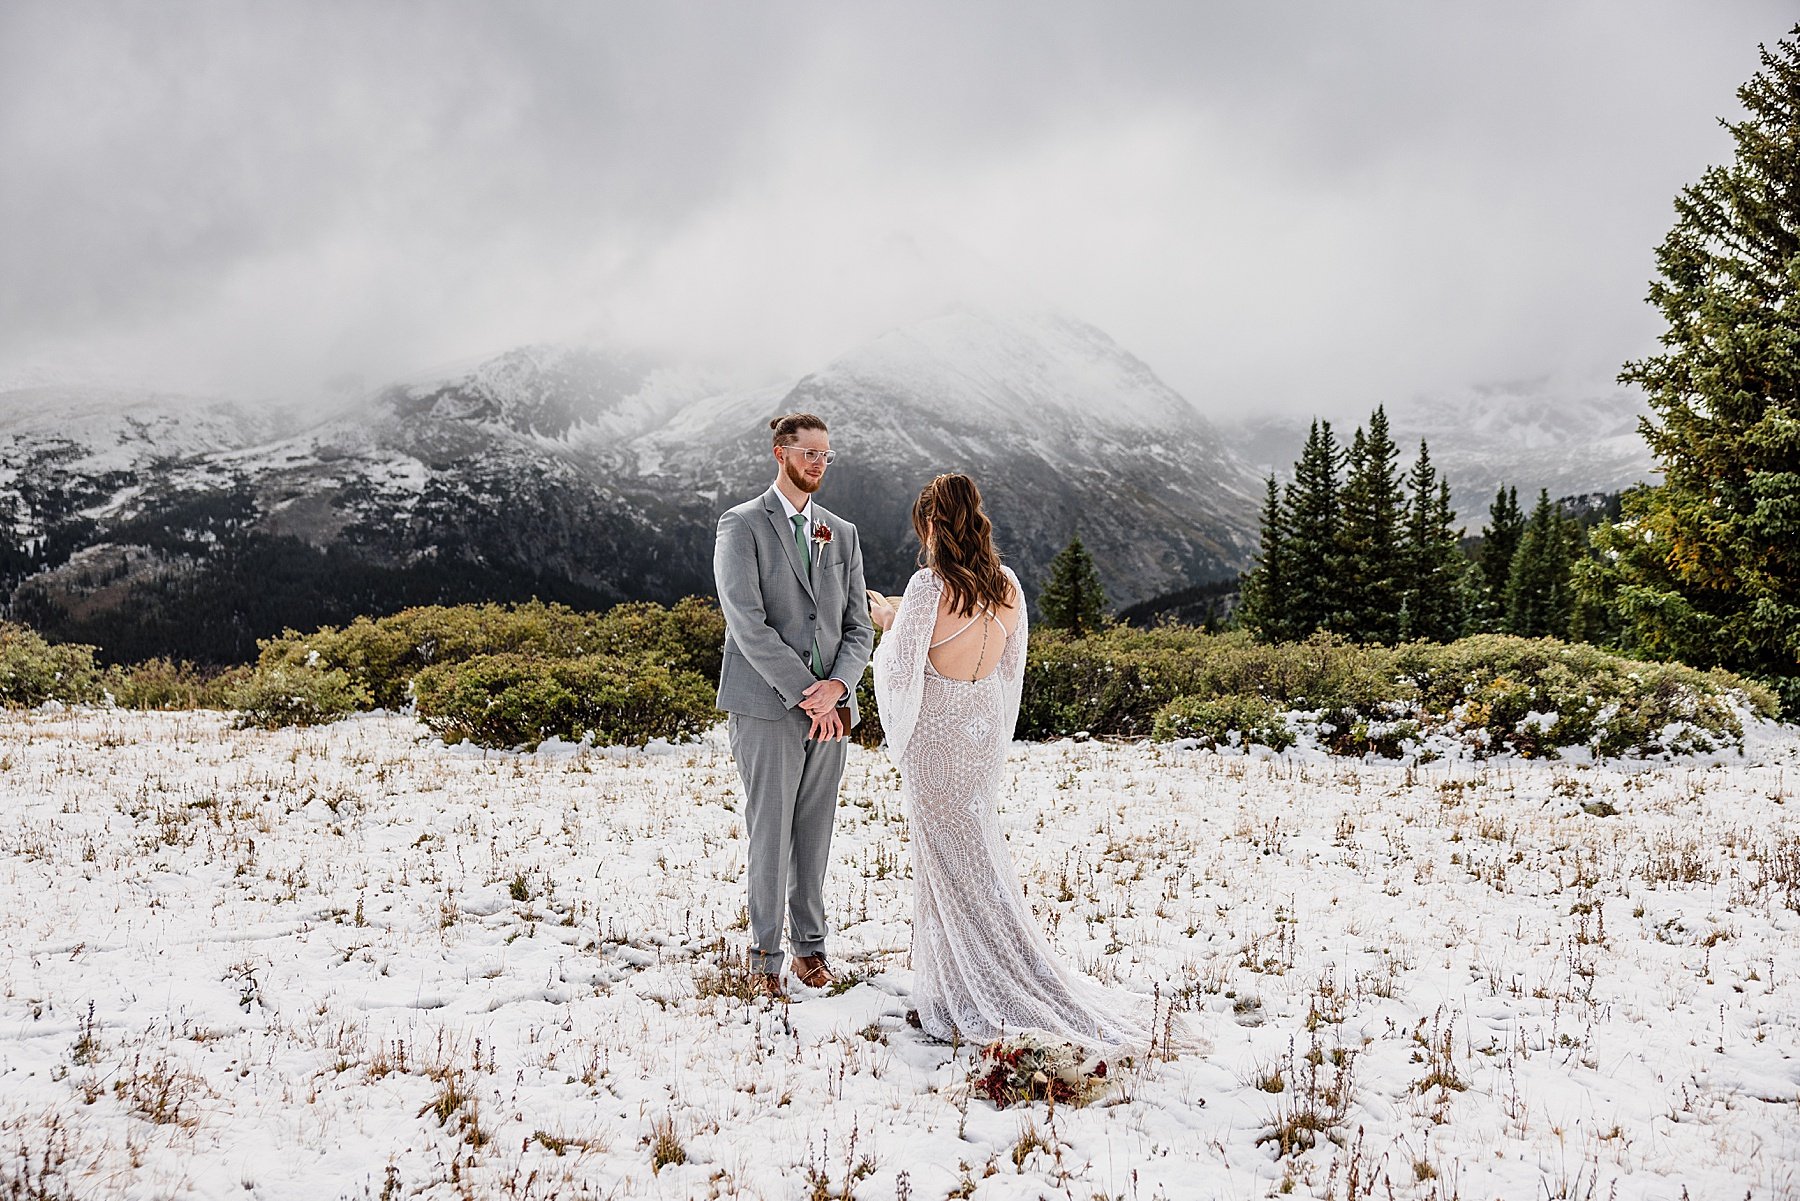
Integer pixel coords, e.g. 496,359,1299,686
1240,408,1467,644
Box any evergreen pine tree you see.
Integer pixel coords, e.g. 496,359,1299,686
1504,490,1575,637
1237,476,1293,641
1476,486,1525,630
1597,28,1800,710
1399,441,1466,641
1039,534,1108,635
1281,419,1341,635
1334,406,1405,642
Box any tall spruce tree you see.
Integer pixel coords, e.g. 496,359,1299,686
1334,406,1405,642
1596,28,1800,710
1039,534,1108,635
1399,441,1466,641
1281,419,1342,635
1504,490,1576,638
1237,476,1293,641
1476,486,1525,630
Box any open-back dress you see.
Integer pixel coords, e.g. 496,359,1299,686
872,566,1150,1049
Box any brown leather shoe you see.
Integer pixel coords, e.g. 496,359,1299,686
752,971,786,999
792,955,836,989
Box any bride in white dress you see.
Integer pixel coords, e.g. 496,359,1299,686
870,473,1152,1050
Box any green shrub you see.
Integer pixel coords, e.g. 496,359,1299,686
1026,624,1770,759
411,652,716,750
1018,627,1398,740
256,600,596,710
1152,693,1295,751
1018,625,1213,739
587,597,726,683
104,658,248,710
227,663,370,729
255,597,726,711
0,622,102,707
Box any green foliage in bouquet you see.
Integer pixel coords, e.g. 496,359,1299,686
410,652,715,750
970,1034,1119,1108
852,655,884,749
0,622,102,707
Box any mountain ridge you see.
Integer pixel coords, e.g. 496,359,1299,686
1,309,1263,662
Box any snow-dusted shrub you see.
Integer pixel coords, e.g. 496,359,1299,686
1394,635,1776,757
1018,626,1773,758
1310,708,1422,758
227,663,369,729
1152,693,1295,751
0,621,102,707
410,652,715,750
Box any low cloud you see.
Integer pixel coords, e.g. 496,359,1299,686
0,1,1790,418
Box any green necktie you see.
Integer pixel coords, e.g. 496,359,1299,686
792,514,823,677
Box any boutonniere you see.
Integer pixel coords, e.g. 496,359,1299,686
811,521,834,550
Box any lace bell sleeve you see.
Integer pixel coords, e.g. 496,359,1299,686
998,567,1028,743
872,568,939,764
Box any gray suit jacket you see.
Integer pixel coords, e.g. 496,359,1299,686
713,487,875,726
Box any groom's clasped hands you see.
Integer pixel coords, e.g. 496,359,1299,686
798,676,849,742
800,590,900,742
802,590,901,742
798,587,901,741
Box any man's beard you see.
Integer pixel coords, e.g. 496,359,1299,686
784,459,821,494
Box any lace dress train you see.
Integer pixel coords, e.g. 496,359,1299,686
873,568,1151,1050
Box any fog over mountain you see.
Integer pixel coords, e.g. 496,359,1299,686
1,3,1789,660
1227,379,1659,525
1,2,1791,420
0,310,1267,661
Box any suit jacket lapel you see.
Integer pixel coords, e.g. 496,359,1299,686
763,488,817,600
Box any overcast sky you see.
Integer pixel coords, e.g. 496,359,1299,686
0,2,1791,417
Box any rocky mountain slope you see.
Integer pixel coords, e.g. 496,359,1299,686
2,312,1263,663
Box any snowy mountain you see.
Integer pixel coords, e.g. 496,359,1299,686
0,384,299,519
2,312,1263,662
655,309,1260,599
1224,380,1658,526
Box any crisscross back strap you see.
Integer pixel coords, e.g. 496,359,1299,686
928,607,1011,649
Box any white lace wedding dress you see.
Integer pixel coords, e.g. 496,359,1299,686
873,567,1151,1050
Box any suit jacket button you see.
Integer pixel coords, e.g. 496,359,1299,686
807,612,816,620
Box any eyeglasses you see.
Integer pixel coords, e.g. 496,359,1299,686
779,446,838,465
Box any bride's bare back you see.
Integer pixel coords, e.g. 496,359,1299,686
926,583,1021,682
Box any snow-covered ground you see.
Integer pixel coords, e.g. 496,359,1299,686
1,710,1796,1200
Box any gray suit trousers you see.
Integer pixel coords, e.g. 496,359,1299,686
729,707,847,973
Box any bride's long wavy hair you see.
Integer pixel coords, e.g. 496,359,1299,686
912,473,1012,618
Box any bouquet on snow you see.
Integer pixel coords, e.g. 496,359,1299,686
971,1032,1120,1107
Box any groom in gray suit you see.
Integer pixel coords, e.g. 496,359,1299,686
714,412,874,996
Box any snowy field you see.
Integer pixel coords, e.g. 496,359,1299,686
1,710,1797,1201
